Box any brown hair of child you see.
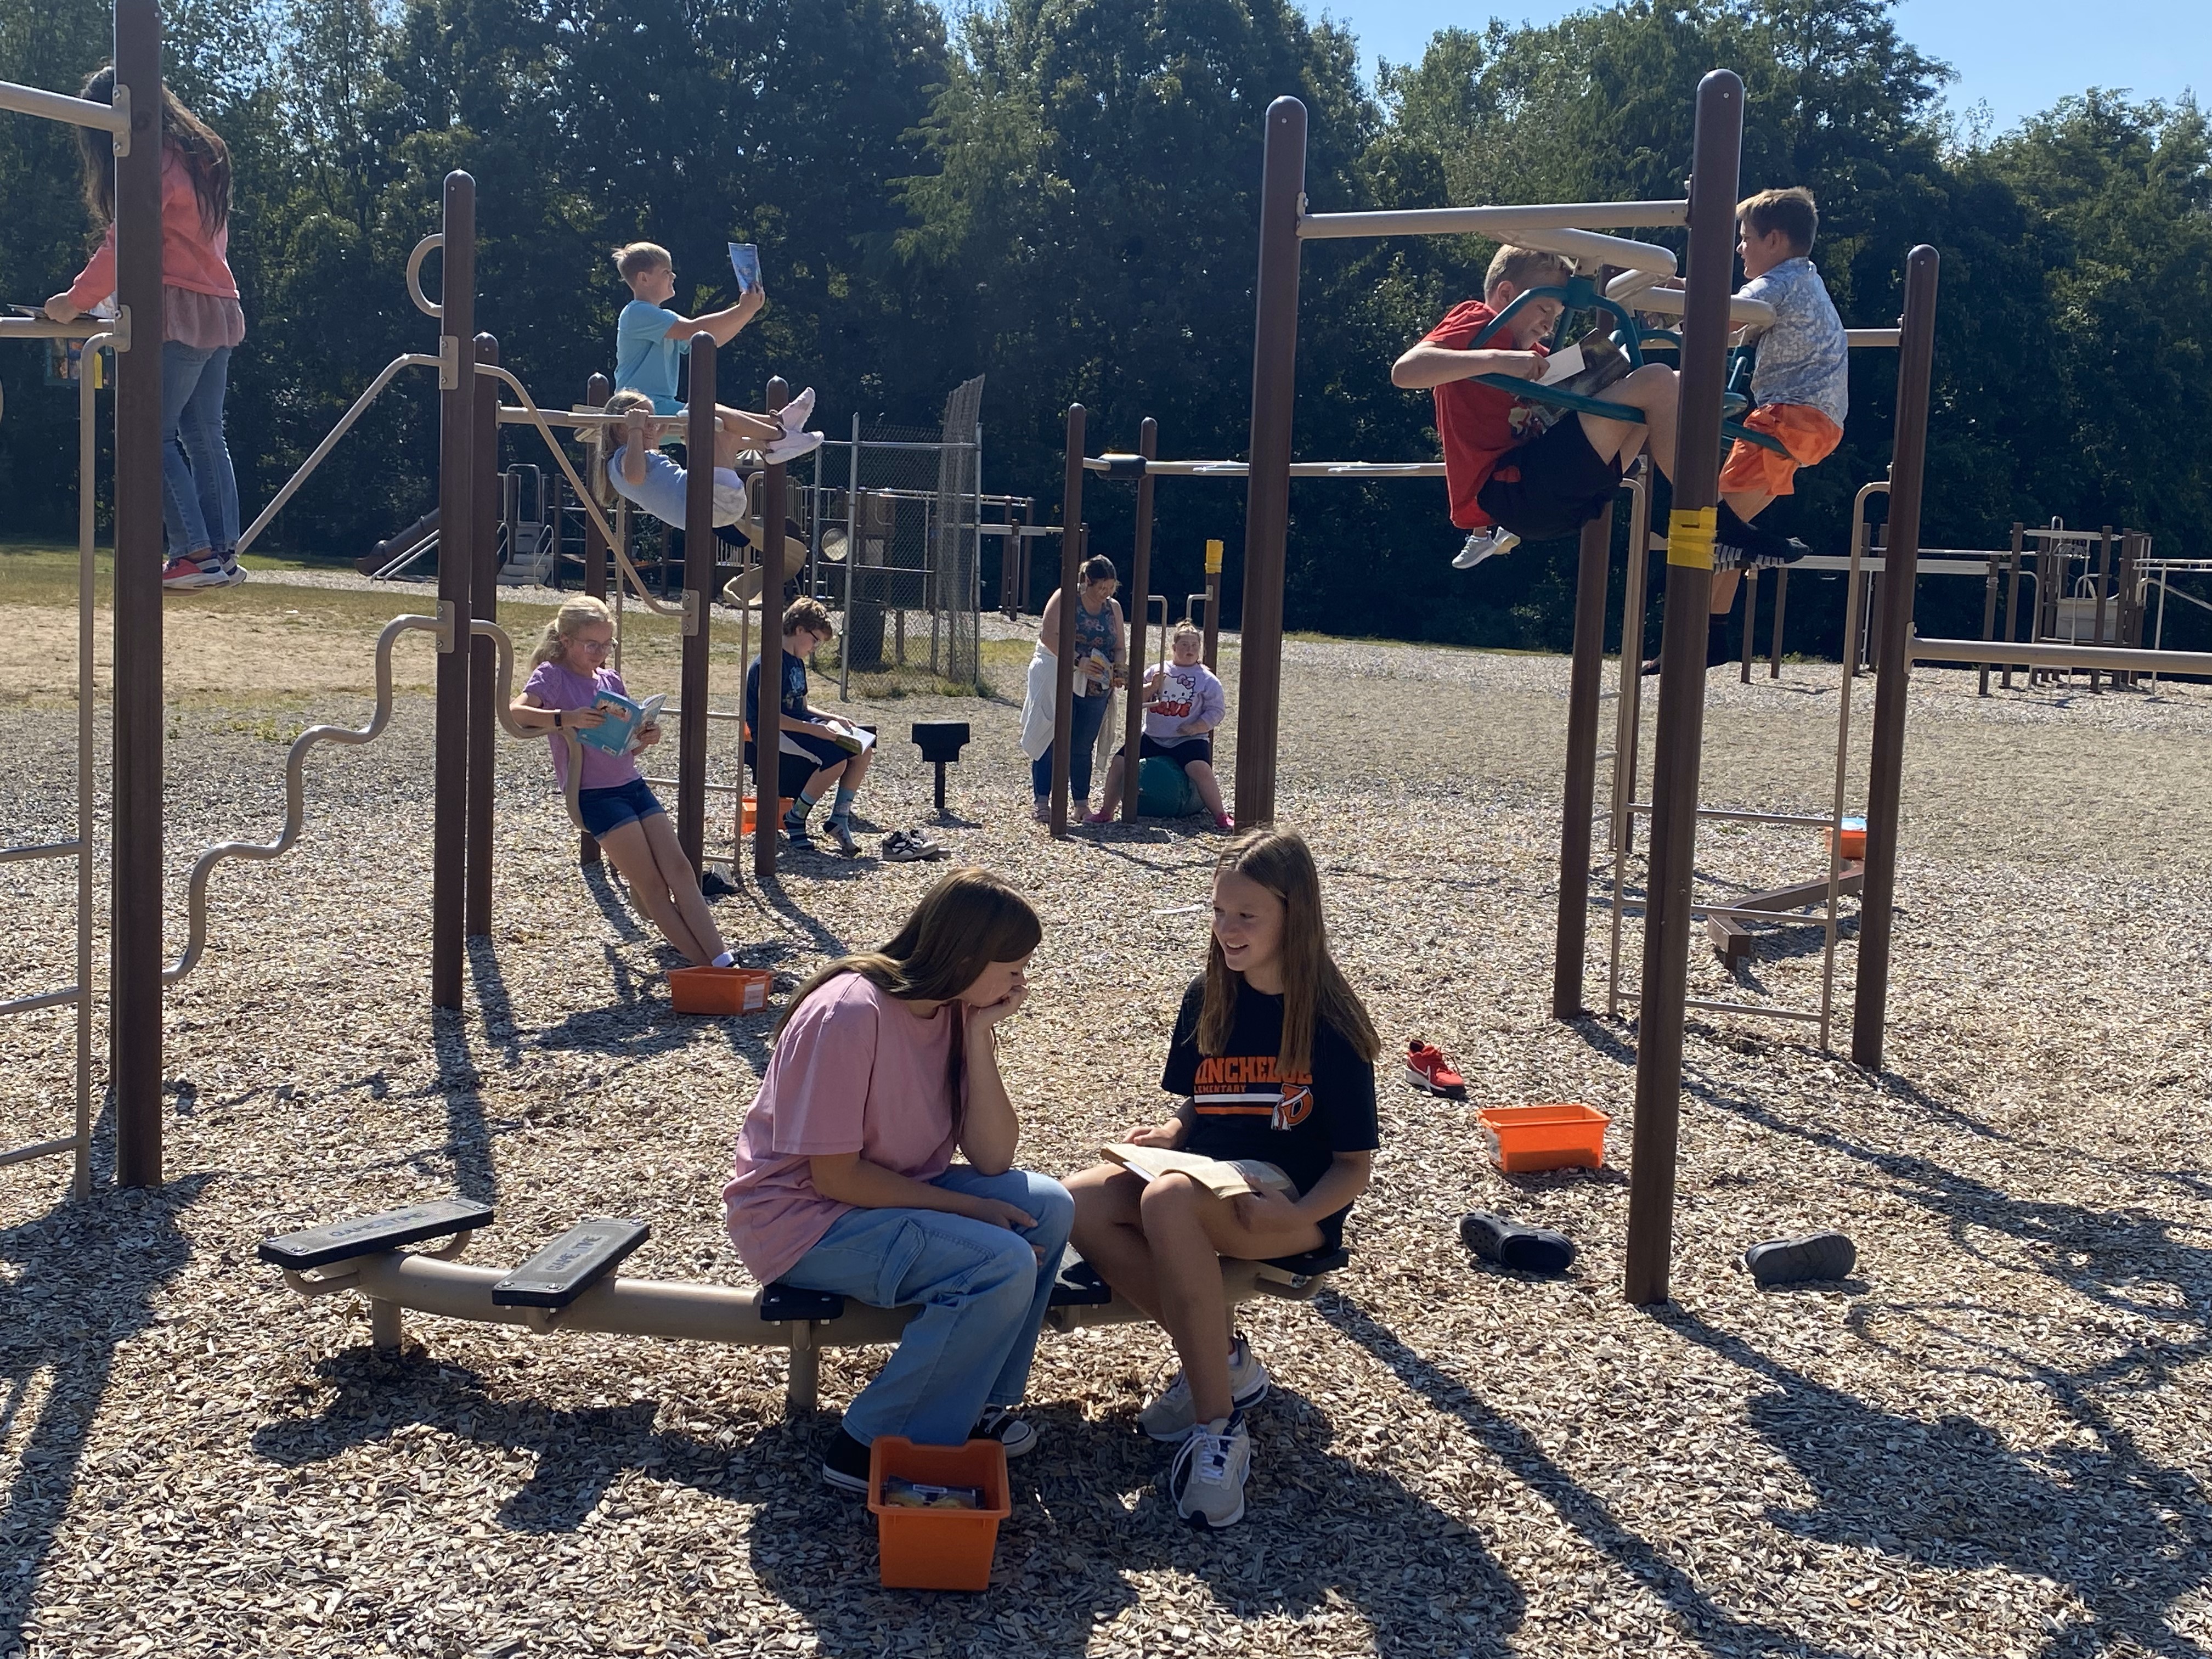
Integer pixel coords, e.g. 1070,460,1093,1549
783,597,834,640
1737,187,1819,255
1485,245,1573,296
75,66,229,232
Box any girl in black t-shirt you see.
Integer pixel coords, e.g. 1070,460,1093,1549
1066,828,1380,1528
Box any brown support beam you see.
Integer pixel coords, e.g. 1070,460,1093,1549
679,336,715,873
1048,405,1086,838
1118,419,1158,823
1622,69,1743,1308
1232,95,1308,828
111,0,166,1184
1768,566,1788,679
2089,526,2112,693
579,372,611,866
466,332,499,937
1202,541,1223,672
1552,510,1613,1019
1739,567,1757,684
430,172,476,1013
755,377,790,882
2000,521,2024,690
1849,245,1942,1074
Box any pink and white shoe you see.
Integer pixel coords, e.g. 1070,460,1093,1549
1214,812,1235,831
161,553,230,591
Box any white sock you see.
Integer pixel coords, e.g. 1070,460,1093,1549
710,951,735,968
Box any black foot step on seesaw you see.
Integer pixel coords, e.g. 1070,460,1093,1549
259,1201,1352,1414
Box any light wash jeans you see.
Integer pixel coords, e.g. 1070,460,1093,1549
778,1165,1073,1446
1030,691,1109,802
161,341,239,559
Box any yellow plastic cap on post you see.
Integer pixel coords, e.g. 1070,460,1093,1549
1205,538,1224,574
1666,506,1717,570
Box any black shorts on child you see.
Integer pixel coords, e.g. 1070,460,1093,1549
1476,415,1623,543
1124,732,1213,770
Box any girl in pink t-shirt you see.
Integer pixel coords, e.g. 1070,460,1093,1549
46,70,249,592
509,597,730,968
723,870,1073,1490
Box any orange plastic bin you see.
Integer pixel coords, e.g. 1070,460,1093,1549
867,1437,1011,1592
738,796,797,835
1825,815,1868,861
1477,1103,1611,1173
667,966,772,1016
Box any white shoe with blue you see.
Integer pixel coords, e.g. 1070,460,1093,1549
1168,1410,1251,1529
1138,1335,1269,1441
1453,527,1520,570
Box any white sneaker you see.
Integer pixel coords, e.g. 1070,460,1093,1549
1138,1335,1269,1442
1453,527,1520,571
778,386,816,433
765,430,822,465
1168,1411,1250,1529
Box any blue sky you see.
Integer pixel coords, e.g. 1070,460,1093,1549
1324,0,2208,135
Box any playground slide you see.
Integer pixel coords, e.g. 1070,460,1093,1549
357,507,439,577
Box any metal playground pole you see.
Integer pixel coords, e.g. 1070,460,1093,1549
1118,418,1158,823
466,332,499,938
680,335,716,874
1048,404,1085,837
429,172,476,1013
1622,69,1743,1307
1552,510,1614,1018
756,376,790,882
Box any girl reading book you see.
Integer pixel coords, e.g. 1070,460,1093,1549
1065,827,1380,1529
510,596,732,969
723,870,1072,1492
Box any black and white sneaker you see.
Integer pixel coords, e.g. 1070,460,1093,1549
821,1425,872,1493
1167,1410,1250,1529
972,1407,1038,1459
1744,1231,1857,1286
1453,527,1520,571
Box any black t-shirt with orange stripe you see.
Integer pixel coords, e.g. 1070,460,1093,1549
1160,977,1379,1249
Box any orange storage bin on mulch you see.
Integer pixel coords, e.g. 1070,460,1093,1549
1477,1103,1611,1173
1825,815,1867,861
738,796,797,834
867,1437,1011,1592
667,966,772,1016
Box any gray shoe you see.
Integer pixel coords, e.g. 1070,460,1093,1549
827,817,859,857
1138,1336,1269,1442
1168,1411,1250,1529
1453,528,1520,571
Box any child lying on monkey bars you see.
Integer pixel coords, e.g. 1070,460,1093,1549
588,389,821,535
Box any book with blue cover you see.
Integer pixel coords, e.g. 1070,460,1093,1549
574,690,665,754
727,242,761,293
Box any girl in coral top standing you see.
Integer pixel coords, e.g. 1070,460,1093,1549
46,68,247,591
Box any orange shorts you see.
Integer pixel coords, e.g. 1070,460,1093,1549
1718,403,1842,496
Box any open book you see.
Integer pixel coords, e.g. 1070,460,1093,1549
819,716,876,755
1102,1143,1294,1199
728,242,762,294
575,690,665,754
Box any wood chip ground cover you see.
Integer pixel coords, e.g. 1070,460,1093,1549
2,592,2208,1658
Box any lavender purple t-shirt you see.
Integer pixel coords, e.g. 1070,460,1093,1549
723,974,966,1284
522,659,642,792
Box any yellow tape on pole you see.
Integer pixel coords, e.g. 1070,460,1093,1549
1205,538,1224,574
1666,506,1716,570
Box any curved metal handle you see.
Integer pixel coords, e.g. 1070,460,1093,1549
472,617,586,831
406,234,445,318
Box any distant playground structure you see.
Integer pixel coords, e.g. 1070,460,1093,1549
8,24,2212,1318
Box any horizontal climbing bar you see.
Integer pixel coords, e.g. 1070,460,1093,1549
1085,456,1443,479
1626,805,1838,828
0,1132,89,1170
0,317,108,340
1606,276,1778,329
1910,637,2212,675
1612,991,1826,1026
0,984,82,1018
0,839,81,865
1298,201,1688,239
0,80,129,134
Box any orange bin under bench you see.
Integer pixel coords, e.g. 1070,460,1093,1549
738,796,798,836
1477,1103,1611,1173
667,966,773,1016
867,1437,1011,1592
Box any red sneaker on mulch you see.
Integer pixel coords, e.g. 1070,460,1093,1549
1405,1038,1467,1100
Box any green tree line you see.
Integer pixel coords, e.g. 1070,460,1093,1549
3,0,2205,656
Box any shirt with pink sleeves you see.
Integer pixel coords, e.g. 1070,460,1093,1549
66,144,242,314
723,973,964,1284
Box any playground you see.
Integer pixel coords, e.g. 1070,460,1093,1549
3,563,2209,1654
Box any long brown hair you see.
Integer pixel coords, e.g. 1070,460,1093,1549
76,67,231,233
1199,827,1379,1078
774,869,1043,1104
589,389,657,507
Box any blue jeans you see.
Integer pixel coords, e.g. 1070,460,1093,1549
161,341,239,559
1030,691,1110,802
778,1166,1073,1446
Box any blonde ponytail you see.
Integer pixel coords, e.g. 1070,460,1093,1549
589,389,657,508
531,595,614,669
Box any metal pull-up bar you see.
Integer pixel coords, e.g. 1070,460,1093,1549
0,78,131,144
1085,455,1444,479
1299,200,1687,236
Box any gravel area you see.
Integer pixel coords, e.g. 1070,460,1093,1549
2,614,2209,1659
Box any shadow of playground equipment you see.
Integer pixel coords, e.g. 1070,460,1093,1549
1,1173,211,1658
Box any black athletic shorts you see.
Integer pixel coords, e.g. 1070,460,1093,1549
1119,732,1214,769
1476,416,1623,543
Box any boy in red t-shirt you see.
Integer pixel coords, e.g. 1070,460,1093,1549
1394,245,1688,571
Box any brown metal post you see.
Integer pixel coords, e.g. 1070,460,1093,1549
1552,510,1613,1019
679,336,715,873
1978,540,2000,697
1048,405,1086,837
1203,540,1223,672
579,373,611,866
2001,521,2024,690
430,172,476,1013
466,332,499,936
2088,526,2112,693
1118,419,1158,823
111,0,166,1184
1232,95,1308,827
755,378,790,881
1622,69,1742,1308
1739,567,1757,684
1768,567,1788,679
1849,245,1941,1074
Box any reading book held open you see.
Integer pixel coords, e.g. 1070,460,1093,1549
575,691,665,754
1101,1144,1294,1199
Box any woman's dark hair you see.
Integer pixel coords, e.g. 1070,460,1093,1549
76,66,230,233
1080,555,1117,585
1199,826,1380,1077
774,868,1043,1105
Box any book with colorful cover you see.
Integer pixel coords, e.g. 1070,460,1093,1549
727,242,761,293
574,690,665,754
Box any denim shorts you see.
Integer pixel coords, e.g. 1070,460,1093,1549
576,776,665,838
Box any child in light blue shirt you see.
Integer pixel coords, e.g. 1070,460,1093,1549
612,240,765,416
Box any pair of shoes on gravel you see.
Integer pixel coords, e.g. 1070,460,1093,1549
882,828,948,863
162,550,243,590
1460,1211,1577,1276
1743,1230,1857,1286
1405,1037,1466,1099
821,1407,1037,1494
